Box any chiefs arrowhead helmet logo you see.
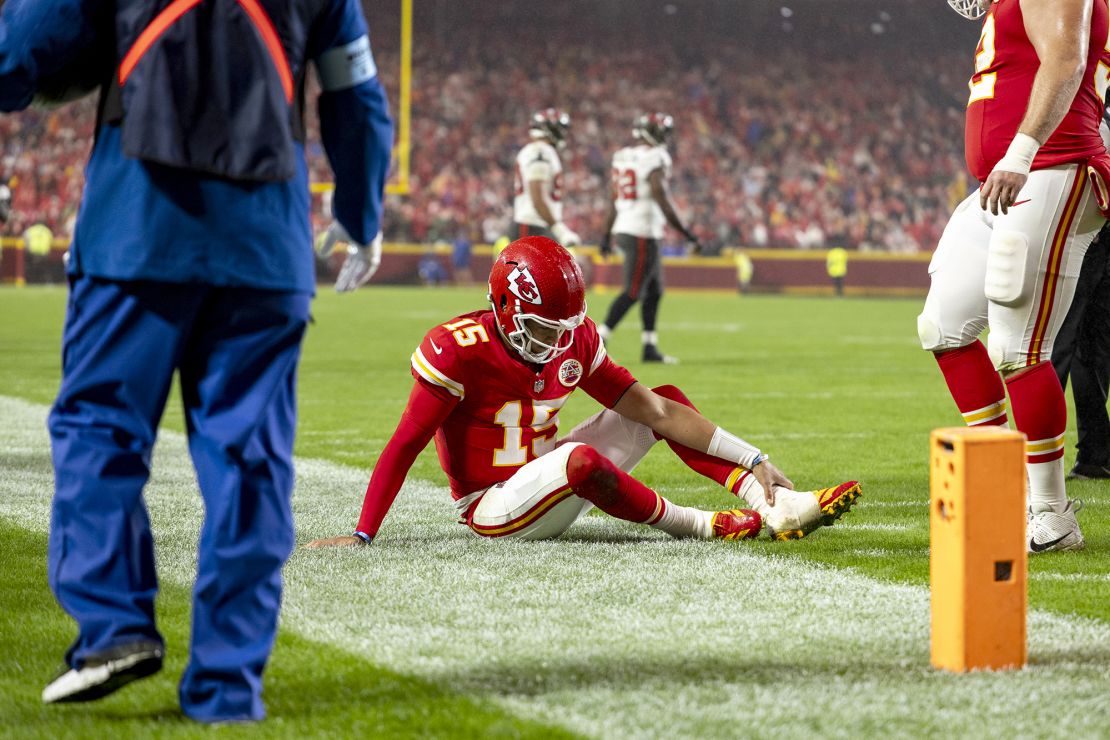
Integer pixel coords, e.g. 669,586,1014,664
506,266,543,305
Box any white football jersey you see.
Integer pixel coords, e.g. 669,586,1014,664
512,140,563,227
611,144,671,239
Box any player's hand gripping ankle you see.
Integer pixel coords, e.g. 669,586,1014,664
752,459,793,506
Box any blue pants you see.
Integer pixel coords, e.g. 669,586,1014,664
47,275,311,722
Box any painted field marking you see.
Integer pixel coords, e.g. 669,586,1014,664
2,396,1109,737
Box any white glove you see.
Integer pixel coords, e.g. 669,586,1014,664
317,222,383,292
334,231,383,293
314,221,349,259
551,221,581,247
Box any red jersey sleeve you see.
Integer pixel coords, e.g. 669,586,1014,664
577,318,637,408
355,380,459,538
410,323,469,400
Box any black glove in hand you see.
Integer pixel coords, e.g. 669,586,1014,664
599,234,613,258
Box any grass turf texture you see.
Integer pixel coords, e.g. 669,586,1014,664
1,285,1108,737
0,522,574,739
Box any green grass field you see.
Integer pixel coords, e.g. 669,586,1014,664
1,285,1108,738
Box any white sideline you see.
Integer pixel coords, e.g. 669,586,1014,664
2,395,1109,738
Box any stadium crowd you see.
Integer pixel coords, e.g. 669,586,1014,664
0,104,92,239
2,2,975,253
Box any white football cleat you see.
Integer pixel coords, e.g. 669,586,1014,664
763,482,861,541
1027,500,1085,553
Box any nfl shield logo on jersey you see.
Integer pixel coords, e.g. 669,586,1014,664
534,378,545,393
507,266,543,305
558,359,583,387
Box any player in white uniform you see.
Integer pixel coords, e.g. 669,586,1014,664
0,181,11,224
510,108,579,248
598,113,701,363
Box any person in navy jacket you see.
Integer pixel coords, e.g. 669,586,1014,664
0,0,392,722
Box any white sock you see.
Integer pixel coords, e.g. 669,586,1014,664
642,330,658,345
735,473,775,517
651,501,713,539
598,324,612,341
1027,458,1067,514
734,475,819,529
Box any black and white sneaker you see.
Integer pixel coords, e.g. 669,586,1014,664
42,641,164,704
1066,462,1110,480
1027,500,1085,553
642,344,678,364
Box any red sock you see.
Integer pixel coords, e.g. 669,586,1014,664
935,341,1009,426
650,384,751,496
1005,361,1066,464
566,444,666,524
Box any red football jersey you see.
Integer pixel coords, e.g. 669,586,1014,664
964,0,1110,181
409,309,636,498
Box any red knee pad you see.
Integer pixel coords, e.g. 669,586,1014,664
566,444,617,486
566,444,664,522
566,444,621,506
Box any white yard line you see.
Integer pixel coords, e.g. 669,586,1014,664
2,395,1109,739
860,500,930,508
1031,572,1110,583
838,522,913,531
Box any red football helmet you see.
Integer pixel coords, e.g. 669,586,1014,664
488,236,587,364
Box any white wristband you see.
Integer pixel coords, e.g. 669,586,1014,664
317,36,377,92
706,427,763,470
993,133,1040,176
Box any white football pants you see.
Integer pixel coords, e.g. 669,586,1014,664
918,164,1103,370
463,407,658,540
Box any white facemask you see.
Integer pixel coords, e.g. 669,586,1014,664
947,0,989,20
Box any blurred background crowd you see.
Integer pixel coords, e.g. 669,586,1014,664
1,0,978,254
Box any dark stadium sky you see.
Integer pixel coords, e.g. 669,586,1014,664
368,0,979,58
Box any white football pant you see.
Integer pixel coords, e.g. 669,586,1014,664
918,164,1103,369
464,407,658,540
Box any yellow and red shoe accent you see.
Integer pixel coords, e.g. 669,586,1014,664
711,508,762,540
771,481,862,542
816,480,861,526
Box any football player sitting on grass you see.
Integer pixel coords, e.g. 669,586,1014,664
308,237,860,547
